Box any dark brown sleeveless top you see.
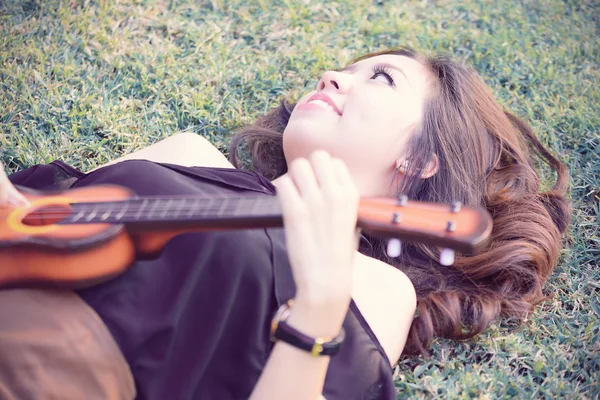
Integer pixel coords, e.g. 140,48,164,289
9,160,396,400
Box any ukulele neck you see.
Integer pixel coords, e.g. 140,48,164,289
61,196,283,228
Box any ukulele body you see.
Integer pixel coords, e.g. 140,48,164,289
0,185,136,289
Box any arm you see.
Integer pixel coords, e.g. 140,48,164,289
250,298,347,400
250,150,360,400
352,254,416,366
87,132,235,172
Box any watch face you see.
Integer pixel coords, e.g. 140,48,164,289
270,302,293,337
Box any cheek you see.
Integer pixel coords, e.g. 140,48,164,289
375,97,423,145
344,96,415,138
337,97,420,160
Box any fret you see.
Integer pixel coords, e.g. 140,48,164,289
217,197,227,218
100,204,113,221
249,197,260,216
172,199,184,219
161,199,172,219
233,200,242,216
261,198,279,217
250,198,263,216
85,208,98,222
135,199,148,220
114,202,129,221
187,199,199,217
71,209,85,223
201,197,213,217
237,198,246,216
148,199,161,220
272,198,281,215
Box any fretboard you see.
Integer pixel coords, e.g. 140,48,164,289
60,196,283,226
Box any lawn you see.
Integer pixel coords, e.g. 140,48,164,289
1,0,598,398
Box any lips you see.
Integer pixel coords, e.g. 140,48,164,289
305,92,342,115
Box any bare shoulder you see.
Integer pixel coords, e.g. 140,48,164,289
351,253,417,365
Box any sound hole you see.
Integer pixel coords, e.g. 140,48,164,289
22,204,72,226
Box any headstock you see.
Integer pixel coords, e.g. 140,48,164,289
357,196,492,265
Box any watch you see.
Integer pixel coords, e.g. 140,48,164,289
270,300,345,357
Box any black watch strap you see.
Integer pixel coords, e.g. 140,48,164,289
274,319,345,357
270,301,346,357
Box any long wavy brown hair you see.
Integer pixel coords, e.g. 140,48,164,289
229,47,571,356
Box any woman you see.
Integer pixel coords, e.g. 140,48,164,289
1,47,570,399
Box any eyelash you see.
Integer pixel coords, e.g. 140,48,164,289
371,65,395,86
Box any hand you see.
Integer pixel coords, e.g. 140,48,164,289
276,150,360,310
0,161,29,207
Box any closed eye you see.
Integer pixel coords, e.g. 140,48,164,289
371,64,396,87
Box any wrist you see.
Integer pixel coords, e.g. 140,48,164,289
294,286,351,308
285,297,350,338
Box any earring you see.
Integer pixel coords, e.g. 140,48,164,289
395,159,409,169
395,159,410,173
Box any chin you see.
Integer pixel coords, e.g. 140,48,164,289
283,123,335,161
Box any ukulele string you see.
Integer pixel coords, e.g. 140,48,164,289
21,205,462,230
20,199,283,219
20,200,461,221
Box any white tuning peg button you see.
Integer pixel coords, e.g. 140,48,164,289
439,248,455,266
387,239,402,258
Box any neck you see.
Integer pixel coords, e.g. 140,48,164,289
271,169,394,198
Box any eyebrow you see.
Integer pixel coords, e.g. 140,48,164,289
339,62,410,84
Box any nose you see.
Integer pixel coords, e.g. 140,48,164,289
317,70,352,93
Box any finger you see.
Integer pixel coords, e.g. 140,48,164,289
309,150,337,191
288,158,321,202
0,163,29,207
7,186,29,207
331,158,359,203
276,175,314,252
354,229,362,249
331,158,353,187
275,174,306,223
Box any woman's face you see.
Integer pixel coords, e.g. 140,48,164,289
283,54,433,196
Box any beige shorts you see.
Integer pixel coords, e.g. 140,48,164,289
0,289,136,400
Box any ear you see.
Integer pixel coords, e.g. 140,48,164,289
420,153,439,179
395,153,439,179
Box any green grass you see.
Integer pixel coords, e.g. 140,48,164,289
1,0,598,398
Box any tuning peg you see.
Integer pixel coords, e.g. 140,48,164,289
446,220,456,232
450,201,462,213
397,194,408,206
387,238,402,258
439,248,455,266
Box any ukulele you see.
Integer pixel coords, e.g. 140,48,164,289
0,185,492,289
